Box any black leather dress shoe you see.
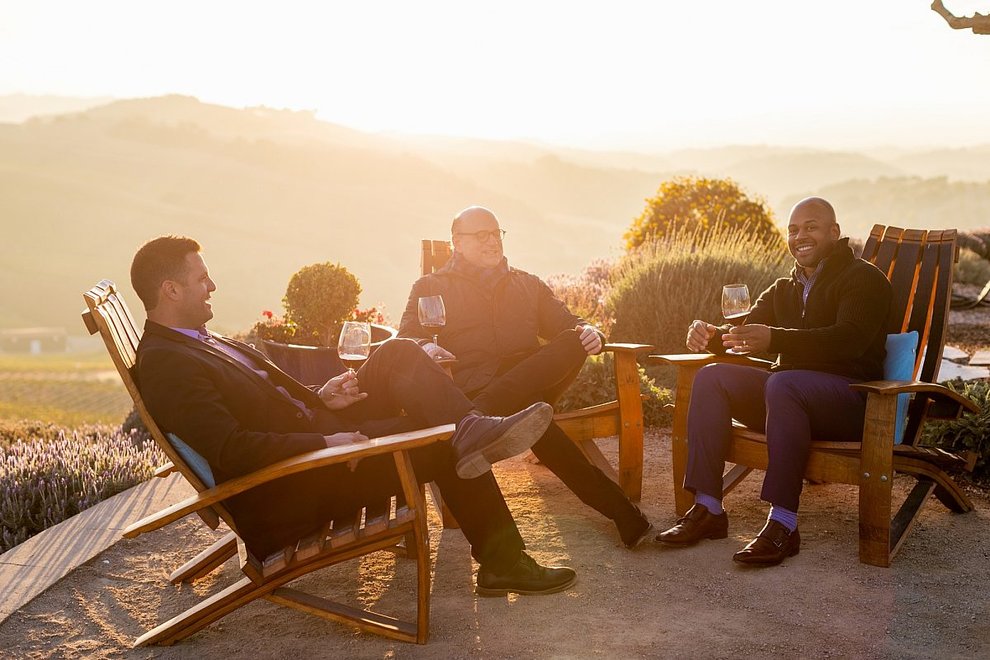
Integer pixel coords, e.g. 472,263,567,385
655,504,729,546
476,552,577,596
732,520,800,566
452,402,553,479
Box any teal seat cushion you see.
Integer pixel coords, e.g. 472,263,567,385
167,433,216,488
884,331,919,445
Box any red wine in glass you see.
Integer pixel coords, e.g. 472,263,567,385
722,284,751,353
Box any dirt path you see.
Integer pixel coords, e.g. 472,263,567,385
1,431,987,659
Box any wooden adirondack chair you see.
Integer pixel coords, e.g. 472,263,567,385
650,225,980,567
420,239,654,501
82,280,447,645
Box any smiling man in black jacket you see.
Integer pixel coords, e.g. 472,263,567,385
655,197,892,566
131,235,577,596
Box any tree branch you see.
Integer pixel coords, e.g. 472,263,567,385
932,0,990,34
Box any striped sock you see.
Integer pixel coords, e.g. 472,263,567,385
695,492,724,515
768,505,798,532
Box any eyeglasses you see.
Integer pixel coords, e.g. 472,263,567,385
454,229,506,243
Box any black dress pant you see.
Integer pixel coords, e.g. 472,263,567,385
469,330,642,530
246,339,525,572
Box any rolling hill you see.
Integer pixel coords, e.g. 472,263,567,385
2,95,988,335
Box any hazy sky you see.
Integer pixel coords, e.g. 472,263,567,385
1,1,989,150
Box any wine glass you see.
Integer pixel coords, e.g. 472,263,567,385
722,284,751,354
337,321,371,372
417,295,446,347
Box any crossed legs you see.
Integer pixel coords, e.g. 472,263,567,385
470,329,650,546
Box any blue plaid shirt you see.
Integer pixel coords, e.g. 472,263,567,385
796,260,826,316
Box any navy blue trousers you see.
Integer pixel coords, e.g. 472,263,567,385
684,364,867,512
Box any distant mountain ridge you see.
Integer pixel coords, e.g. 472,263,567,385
2,95,989,334
0,94,114,124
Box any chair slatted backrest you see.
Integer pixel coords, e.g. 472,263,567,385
82,280,224,530
421,240,452,277
860,225,958,445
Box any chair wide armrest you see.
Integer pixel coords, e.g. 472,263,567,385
850,380,979,413
646,353,774,370
123,424,455,538
602,343,655,355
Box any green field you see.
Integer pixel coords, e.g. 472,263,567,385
0,352,132,426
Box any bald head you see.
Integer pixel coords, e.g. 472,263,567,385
790,197,836,227
450,206,505,268
451,206,499,234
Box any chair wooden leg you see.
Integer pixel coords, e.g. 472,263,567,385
134,576,268,646
413,503,431,644
888,478,937,561
722,464,753,496
671,365,701,516
858,393,897,567
394,450,431,644
169,531,238,584
268,586,421,643
427,482,460,529
613,350,645,502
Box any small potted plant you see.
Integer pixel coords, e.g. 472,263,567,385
254,262,396,384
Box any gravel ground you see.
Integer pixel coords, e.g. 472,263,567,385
1,430,988,660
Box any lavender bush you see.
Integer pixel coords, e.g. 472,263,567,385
1,425,164,553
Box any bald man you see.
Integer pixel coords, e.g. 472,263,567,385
656,197,892,566
399,206,652,549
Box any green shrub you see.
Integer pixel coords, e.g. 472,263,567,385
282,262,362,347
556,353,673,429
608,223,791,357
920,379,990,483
955,248,990,287
1,425,165,553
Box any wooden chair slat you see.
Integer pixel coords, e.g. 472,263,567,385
884,232,923,333
860,224,886,263
905,240,939,343
920,234,956,383
871,226,904,276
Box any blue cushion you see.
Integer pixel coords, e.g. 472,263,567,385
167,433,216,488
884,331,918,445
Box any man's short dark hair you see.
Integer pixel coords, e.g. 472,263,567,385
130,236,201,310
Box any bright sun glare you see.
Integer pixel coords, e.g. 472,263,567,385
1,0,989,148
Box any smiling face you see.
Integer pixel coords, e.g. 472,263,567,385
451,206,504,269
787,198,840,276
171,251,217,329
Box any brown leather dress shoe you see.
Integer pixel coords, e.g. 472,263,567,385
655,504,729,546
733,520,800,566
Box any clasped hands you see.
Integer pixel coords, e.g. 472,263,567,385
686,319,771,354
318,371,369,458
